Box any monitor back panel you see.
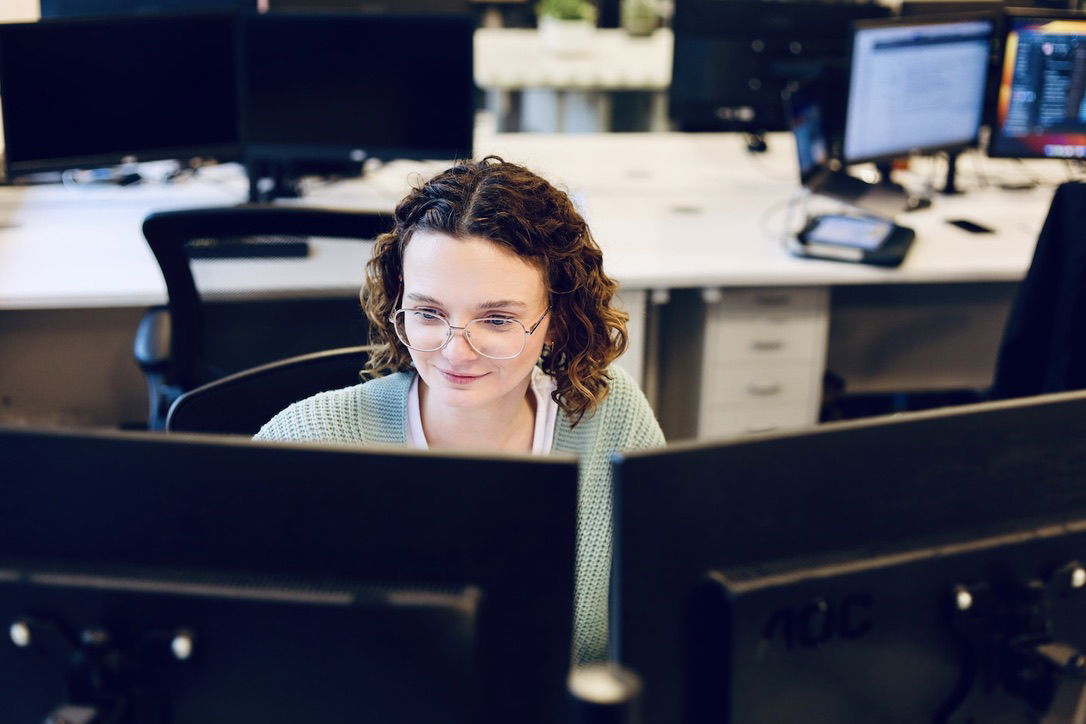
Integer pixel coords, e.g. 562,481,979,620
614,390,1086,723
0,427,578,723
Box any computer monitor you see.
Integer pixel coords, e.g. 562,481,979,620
786,80,835,189
988,9,1086,159
0,14,241,177
266,0,471,14
669,0,890,133
842,16,995,165
900,0,1005,16
39,0,253,17
612,389,1086,723
785,79,924,216
238,12,475,199
0,426,578,723
785,79,874,203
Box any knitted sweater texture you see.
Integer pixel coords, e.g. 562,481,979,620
254,364,664,665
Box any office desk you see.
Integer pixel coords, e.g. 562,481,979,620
474,27,672,132
0,132,1065,434
468,132,1061,438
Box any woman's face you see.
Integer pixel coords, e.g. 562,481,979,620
399,230,551,412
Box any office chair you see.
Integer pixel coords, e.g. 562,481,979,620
990,181,1086,400
165,344,373,435
134,205,389,430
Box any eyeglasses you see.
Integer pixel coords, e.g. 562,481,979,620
391,307,550,360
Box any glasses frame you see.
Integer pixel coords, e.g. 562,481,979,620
390,306,551,360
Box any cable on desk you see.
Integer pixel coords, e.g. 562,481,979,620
759,188,809,255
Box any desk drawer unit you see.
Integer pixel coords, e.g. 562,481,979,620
698,287,829,439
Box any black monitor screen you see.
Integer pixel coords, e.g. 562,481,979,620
0,14,240,175
39,0,252,17
988,10,1086,158
669,0,889,133
267,0,471,13
843,16,994,164
239,13,475,164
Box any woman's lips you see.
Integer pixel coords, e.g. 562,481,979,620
439,369,487,385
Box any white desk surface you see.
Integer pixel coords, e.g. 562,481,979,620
473,27,673,90
0,131,1066,311
473,132,1060,288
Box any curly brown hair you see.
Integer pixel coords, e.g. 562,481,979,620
361,156,628,426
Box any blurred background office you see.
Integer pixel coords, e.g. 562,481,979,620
0,0,1083,440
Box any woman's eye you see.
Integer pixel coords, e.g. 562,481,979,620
483,317,515,328
411,309,443,322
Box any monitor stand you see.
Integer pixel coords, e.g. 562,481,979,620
818,162,931,216
247,158,304,203
814,172,918,218
246,156,365,203
942,149,962,196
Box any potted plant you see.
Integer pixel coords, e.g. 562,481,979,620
621,0,659,37
537,0,597,55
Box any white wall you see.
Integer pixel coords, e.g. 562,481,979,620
0,1,40,22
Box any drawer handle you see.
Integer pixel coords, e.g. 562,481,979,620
746,382,782,397
754,294,791,307
751,339,784,352
744,424,779,434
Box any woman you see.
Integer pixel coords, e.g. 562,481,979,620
256,156,665,664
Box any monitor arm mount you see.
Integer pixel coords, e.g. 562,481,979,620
8,614,192,724
943,149,962,196
941,561,1086,724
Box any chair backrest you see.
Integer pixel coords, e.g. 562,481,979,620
166,345,374,435
139,204,389,428
991,181,1086,400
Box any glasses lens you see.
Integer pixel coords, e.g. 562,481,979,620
394,310,449,352
465,318,527,359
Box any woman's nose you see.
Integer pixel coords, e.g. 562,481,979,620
442,326,479,362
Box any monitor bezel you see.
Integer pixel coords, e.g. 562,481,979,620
841,12,998,165
0,12,245,177
986,7,1086,159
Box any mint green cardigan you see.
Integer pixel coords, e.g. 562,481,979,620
254,364,665,665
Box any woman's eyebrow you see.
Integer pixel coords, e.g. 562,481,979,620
477,300,527,311
405,294,527,311
405,293,443,306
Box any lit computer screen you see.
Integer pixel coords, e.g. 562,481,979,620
239,13,475,167
843,17,995,164
0,14,240,176
988,10,1086,158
